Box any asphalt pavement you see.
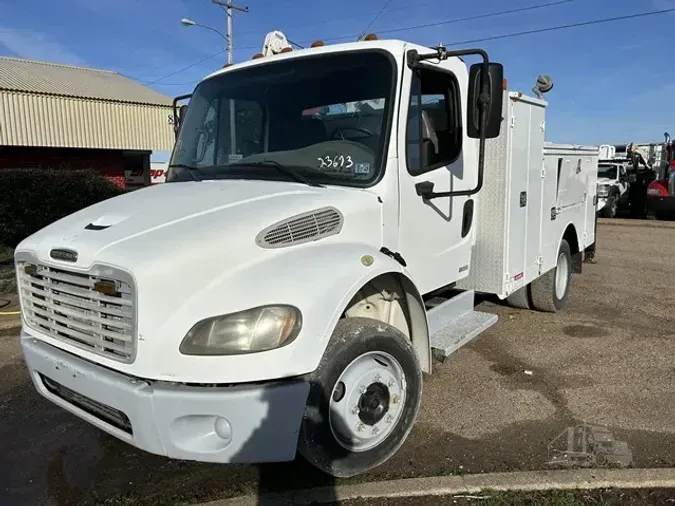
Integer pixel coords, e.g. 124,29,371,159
1,220,674,506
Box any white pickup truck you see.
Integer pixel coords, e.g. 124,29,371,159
596,161,629,218
15,35,598,478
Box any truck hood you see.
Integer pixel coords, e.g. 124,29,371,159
17,180,383,270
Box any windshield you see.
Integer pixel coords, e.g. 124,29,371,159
598,165,618,180
168,50,395,186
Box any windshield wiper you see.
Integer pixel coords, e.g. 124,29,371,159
230,160,325,188
168,163,203,182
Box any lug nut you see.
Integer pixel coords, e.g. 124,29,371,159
387,379,395,387
359,385,367,394
392,395,400,404
374,374,381,383
356,422,365,432
351,406,360,415
372,426,379,435
386,415,394,424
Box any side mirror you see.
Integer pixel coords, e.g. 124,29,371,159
172,93,192,137
466,62,504,140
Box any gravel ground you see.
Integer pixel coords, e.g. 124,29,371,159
340,488,675,506
1,221,674,506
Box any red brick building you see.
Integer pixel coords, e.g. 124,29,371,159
0,56,175,189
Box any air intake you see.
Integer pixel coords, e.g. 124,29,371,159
256,207,344,248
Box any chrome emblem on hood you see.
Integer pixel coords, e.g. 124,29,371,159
50,248,78,262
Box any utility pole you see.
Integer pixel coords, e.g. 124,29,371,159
212,0,248,157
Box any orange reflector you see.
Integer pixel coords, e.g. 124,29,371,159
94,280,118,296
252,53,264,59
223,63,233,68
280,46,292,53
311,40,325,48
502,78,508,90
364,33,378,41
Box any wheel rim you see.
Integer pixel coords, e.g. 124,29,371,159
555,252,569,300
329,351,407,453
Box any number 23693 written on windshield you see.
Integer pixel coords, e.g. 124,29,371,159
317,155,354,171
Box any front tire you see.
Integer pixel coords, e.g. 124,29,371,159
601,195,618,218
530,239,572,313
297,317,422,478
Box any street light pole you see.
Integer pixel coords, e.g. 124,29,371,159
212,0,248,158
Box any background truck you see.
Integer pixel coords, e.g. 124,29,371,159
646,133,675,220
15,32,598,478
595,160,629,218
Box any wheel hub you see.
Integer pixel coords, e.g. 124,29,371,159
358,383,390,425
328,351,407,453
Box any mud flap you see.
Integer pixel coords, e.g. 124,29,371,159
572,251,583,273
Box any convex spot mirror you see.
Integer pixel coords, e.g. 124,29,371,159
467,62,504,140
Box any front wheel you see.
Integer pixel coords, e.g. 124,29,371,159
297,317,422,478
600,195,618,218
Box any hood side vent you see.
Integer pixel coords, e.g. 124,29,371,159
85,223,111,231
256,207,344,248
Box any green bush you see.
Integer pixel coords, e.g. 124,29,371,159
0,169,126,248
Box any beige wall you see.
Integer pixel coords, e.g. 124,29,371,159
0,91,175,151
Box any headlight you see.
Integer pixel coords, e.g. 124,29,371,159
179,305,302,355
597,184,610,197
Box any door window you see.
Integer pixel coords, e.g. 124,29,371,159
405,67,462,176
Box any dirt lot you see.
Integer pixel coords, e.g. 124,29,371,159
1,221,674,506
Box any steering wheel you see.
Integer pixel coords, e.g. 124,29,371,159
332,126,375,140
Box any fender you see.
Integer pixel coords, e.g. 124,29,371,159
129,241,429,384
557,220,582,256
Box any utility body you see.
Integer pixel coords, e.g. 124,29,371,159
15,34,598,477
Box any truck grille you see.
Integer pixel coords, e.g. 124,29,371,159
17,262,136,362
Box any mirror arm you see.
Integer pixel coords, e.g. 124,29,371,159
407,48,491,200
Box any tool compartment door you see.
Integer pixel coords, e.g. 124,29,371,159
505,96,546,289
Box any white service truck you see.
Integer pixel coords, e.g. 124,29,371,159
596,160,629,218
15,34,598,478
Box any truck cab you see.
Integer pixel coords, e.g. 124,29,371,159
15,36,597,478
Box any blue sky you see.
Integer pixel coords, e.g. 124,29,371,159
1,0,674,148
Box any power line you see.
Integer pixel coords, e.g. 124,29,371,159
353,0,574,39
141,49,225,84
358,0,394,40
445,6,675,46
139,3,674,86
238,0,576,48
237,0,439,36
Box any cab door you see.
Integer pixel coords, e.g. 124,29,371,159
396,53,475,295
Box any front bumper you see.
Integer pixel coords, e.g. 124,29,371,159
22,333,310,464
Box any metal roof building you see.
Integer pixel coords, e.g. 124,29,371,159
0,56,174,151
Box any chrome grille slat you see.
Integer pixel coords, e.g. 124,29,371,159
20,276,133,306
28,305,133,341
17,262,136,362
20,288,132,319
